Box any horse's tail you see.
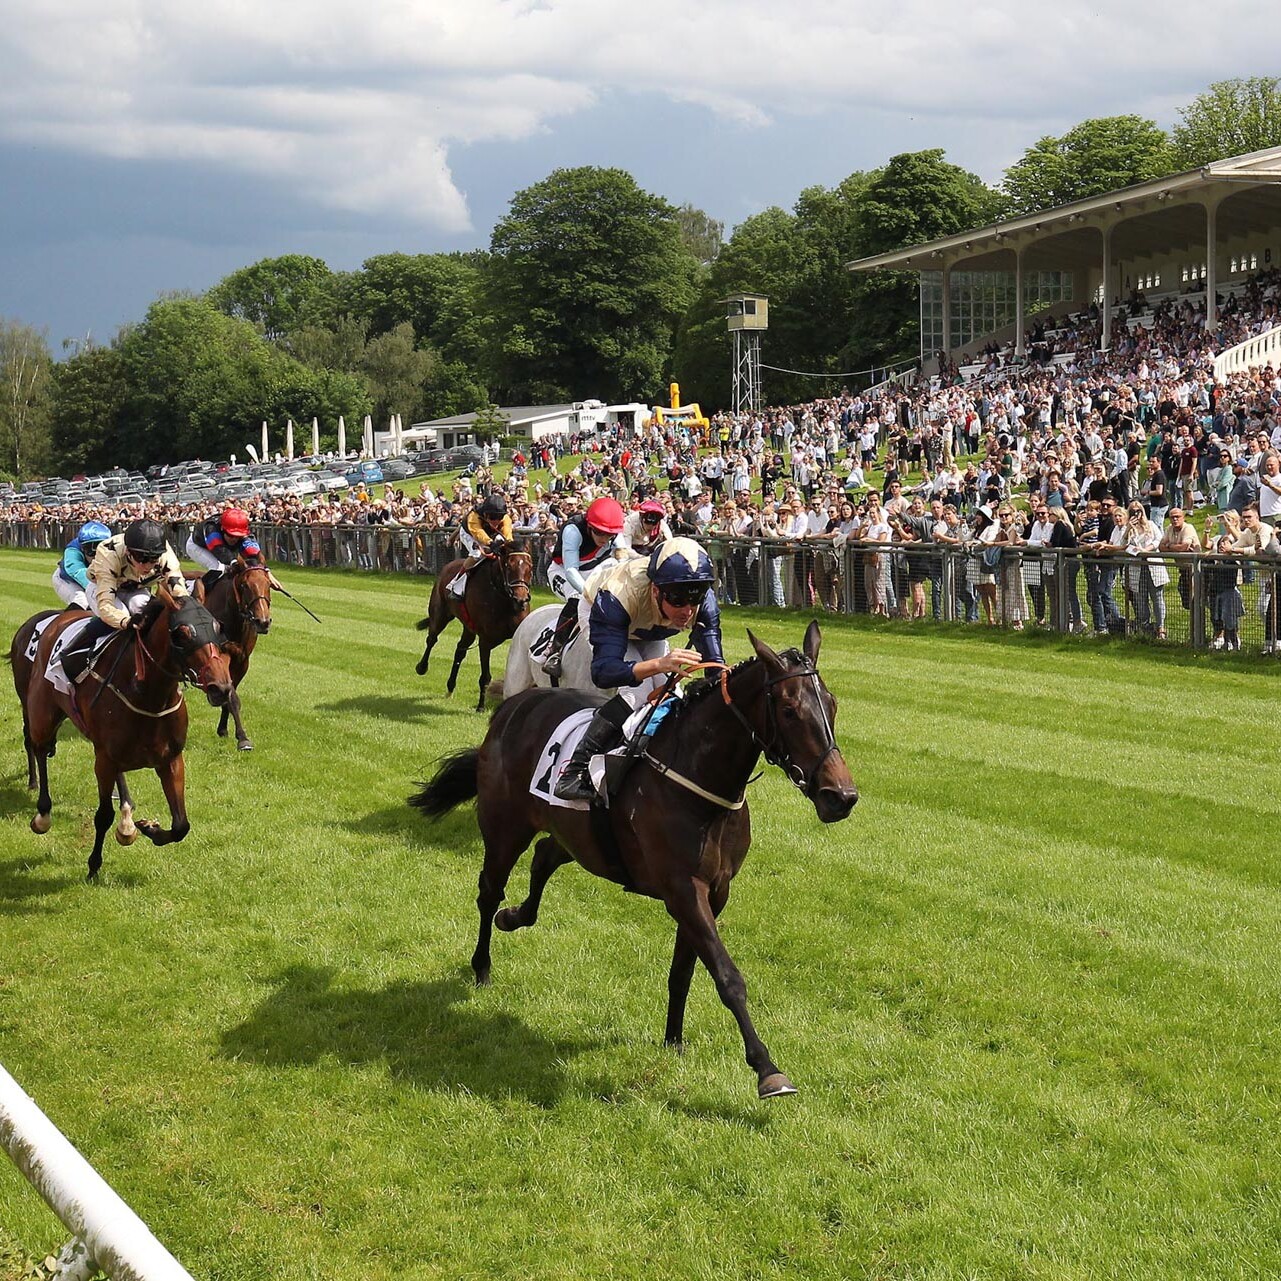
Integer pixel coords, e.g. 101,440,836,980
409,749,480,820
415,617,430,631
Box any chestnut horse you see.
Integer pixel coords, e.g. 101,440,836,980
197,560,272,750
12,589,234,879
410,621,857,1098
414,540,532,711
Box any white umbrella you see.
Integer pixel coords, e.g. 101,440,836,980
261,421,268,462
285,419,294,461
311,417,320,457
337,416,346,461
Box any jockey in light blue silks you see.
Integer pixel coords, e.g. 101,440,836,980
52,521,112,609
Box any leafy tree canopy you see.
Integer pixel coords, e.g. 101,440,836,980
1173,77,1281,168
1002,116,1174,213
206,255,335,342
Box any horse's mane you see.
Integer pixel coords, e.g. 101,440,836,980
677,646,807,711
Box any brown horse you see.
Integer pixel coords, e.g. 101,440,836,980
196,560,272,750
13,588,234,879
414,539,533,711
410,621,857,1098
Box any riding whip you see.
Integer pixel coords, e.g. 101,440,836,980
274,586,322,623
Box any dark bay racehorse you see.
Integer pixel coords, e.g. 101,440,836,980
11,589,234,879
196,560,272,750
410,621,857,1098
415,540,533,711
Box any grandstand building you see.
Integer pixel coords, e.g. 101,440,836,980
846,146,1281,373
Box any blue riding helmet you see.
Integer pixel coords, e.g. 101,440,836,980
647,538,715,590
77,521,112,549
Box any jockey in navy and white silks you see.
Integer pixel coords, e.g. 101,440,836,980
53,521,112,608
450,493,514,598
553,537,724,803
547,496,627,600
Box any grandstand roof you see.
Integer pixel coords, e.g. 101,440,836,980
845,147,1281,275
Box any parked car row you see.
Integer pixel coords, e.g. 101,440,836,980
0,444,500,511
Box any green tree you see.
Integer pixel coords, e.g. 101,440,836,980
206,255,335,341
1003,116,1174,213
675,204,724,266
471,402,511,441
49,344,129,475
0,320,53,477
1173,77,1281,168
358,322,437,426
486,166,695,403
113,296,370,465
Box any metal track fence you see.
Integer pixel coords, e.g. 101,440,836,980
5,520,1278,655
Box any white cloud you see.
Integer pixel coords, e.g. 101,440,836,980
0,0,1274,229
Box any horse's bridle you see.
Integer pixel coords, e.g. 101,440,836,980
493,547,533,609
722,655,841,801
233,568,272,631
134,614,226,696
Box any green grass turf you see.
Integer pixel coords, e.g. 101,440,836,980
1,547,1279,1280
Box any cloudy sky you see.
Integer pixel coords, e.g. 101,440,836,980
1,0,1274,349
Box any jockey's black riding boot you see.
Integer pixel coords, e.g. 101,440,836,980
554,695,631,803
542,597,579,678
202,568,225,591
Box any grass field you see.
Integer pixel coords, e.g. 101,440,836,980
1,547,1280,1280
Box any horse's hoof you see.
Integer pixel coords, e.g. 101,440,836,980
414,660,428,676
115,827,138,846
216,725,228,737
135,820,161,842
494,907,522,932
237,739,254,752
30,814,51,835
758,1073,798,1099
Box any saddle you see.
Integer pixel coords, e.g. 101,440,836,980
47,618,117,690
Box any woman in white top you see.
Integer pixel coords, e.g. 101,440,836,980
1023,505,1055,625
861,493,892,617
1124,501,1168,637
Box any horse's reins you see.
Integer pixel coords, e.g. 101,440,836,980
643,655,839,805
234,570,272,630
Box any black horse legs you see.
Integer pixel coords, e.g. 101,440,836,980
664,877,797,1099
446,630,475,696
471,817,536,986
218,688,252,750
664,926,699,1051
495,836,571,932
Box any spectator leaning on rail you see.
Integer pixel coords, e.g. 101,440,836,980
53,520,112,609
87,519,189,630
553,537,725,803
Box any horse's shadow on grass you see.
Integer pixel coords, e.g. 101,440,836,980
220,963,592,1106
0,854,80,914
314,694,454,722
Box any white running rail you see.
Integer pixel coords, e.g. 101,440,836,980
1214,324,1281,382
0,1063,193,1281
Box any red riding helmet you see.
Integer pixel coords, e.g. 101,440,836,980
638,499,665,519
585,496,625,535
220,508,251,539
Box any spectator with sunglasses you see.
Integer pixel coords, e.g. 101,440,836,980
554,538,724,802
86,518,189,630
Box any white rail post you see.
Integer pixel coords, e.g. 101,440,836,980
0,1063,194,1281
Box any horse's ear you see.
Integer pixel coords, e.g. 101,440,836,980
747,629,782,668
803,619,821,665
155,583,175,609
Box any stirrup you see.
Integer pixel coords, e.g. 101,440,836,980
553,764,595,803
543,646,564,678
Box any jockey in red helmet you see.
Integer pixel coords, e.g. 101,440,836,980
540,495,626,677
186,507,282,590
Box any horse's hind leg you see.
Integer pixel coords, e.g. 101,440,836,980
471,816,536,986
415,593,446,676
495,836,571,933
663,877,796,1099
447,630,475,697
88,751,118,880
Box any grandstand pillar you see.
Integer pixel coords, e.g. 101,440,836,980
1204,197,1221,334
941,265,952,358
1014,249,1025,358
1101,224,1114,351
